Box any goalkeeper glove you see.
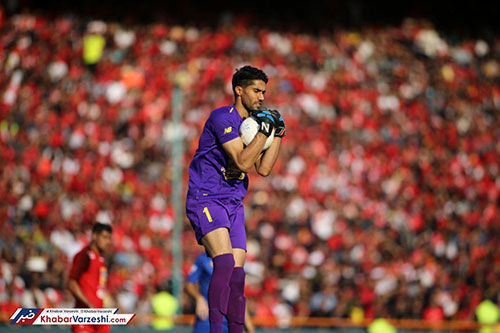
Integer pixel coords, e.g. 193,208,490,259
269,109,286,138
252,110,276,137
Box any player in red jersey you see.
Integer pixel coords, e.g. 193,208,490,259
68,223,113,333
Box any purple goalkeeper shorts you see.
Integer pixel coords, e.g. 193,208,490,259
186,197,247,251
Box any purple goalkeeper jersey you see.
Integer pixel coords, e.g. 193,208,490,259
187,105,248,201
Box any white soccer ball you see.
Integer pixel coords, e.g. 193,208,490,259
239,116,275,150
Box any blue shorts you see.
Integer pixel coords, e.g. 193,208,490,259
186,197,246,251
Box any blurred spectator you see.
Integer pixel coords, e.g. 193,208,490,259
151,281,179,330
475,298,499,333
83,20,106,72
368,318,396,333
0,285,20,322
310,283,338,317
134,284,155,327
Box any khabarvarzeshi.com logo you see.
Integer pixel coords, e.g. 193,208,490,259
10,308,135,325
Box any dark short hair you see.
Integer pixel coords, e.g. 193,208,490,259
92,223,112,234
232,65,268,95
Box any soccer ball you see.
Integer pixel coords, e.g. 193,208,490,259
239,116,275,150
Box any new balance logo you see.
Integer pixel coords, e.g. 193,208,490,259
261,123,270,132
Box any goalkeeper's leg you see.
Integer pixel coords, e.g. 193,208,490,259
226,205,247,333
202,228,235,333
227,265,246,333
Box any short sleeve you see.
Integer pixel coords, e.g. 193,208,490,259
69,249,90,280
210,109,240,145
186,256,203,283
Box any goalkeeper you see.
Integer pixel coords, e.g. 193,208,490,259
185,65,284,333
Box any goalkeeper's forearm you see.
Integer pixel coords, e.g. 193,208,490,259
255,137,281,177
235,133,267,172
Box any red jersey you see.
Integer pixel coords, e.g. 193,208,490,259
69,246,108,308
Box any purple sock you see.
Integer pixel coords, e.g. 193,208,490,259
208,253,234,333
227,266,246,333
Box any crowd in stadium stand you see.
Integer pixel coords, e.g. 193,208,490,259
1,3,500,326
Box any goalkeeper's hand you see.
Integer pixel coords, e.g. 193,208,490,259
268,109,285,138
252,110,276,137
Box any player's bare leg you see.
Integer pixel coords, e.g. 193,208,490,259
201,228,233,257
232,248,246,267
201,228,235,333
227,248,246,333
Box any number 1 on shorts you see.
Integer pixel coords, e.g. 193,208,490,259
203,207,213,222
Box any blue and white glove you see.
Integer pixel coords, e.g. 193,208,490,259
269,109,285,138
252,110,276,137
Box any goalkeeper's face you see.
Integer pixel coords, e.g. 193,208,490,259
240,80,266,112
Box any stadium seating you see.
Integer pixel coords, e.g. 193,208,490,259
1,4,500,325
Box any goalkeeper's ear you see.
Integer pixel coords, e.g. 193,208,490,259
234,86,243,98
